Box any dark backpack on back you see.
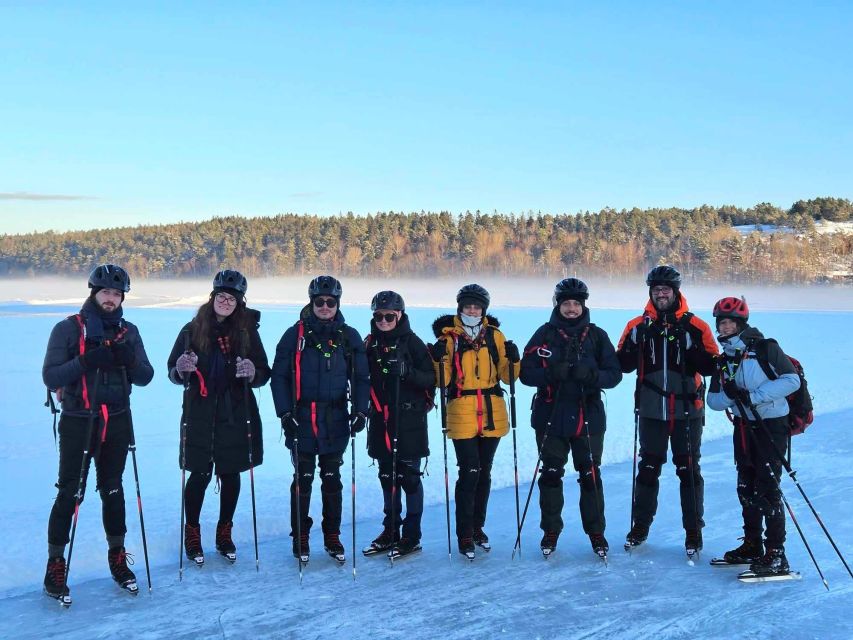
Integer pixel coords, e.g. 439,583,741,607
754,338,814,435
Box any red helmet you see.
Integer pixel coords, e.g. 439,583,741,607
713,296,749,322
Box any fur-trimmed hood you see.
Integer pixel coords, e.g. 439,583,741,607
432,313,501,338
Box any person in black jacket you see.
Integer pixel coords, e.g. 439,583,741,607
361,291,435,559
519,278,622,558
166,270,270,566
42,264,154,604
271,276,370,563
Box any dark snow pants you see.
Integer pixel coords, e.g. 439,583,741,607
536,429,605,535
452,436,500,541
633,417,705,531
290,451,344,536
48,412,130,549
377,457,424,542
733,416,788,548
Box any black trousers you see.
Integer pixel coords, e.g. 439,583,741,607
633,417,705,531
536,429,605,535
48,412,130,548
290,451,344,536
733,416,788,548
452,436,500,541
377,456,424,541
184,465,241,527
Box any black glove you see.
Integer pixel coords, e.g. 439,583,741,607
112,341,136,368
79,345,114,371
429,340,447,361
385,358,407,378
723,379,751,405
281,413,297,439
546,361,572,383
504,340,520,363
571,361,598,385
349,412,367,436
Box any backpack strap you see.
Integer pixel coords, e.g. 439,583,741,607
751,338,779,380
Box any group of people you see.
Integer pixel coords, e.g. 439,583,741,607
41,263,801,604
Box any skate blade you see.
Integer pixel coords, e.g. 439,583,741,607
475,543,491,552
326,549,346,564
188,554,205,567
388,545,422,560
219,550,237,563
362,545,391,557
120,581,139,595
710,558,751,566
738,570,801,583
541,548,555,559
45,589,72,607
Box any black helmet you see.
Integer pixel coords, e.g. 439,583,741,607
213,269,248,295
456,284,490,312
646,265,681,289
309,275,342,299
88,264,130,293
553,277,589,306
371,290,405,312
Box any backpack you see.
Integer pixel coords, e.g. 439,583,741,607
753,338,814,435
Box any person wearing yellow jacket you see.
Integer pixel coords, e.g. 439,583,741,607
430,284,520,558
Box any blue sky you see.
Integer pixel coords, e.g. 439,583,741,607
1,1,851,234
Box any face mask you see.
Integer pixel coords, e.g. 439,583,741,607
460,313,482,328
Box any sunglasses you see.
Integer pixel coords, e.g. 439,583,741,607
373,312,397,323
313,297,338,308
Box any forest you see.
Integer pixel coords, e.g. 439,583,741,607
1,197,851,284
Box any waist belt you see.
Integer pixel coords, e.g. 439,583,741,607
455,385,504,398
642,380,697,401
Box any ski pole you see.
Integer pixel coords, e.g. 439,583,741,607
629,317,650,538
389,359,401,564
291,359,304,585
179,331,191,581
436,347,452,560
579,390,606,562
350,428,357,580
742,398,852,580
65,373,101,591
506,343,521,553
123,370,152,593
678,330,701,541
739,414,828,590
243,377,260,571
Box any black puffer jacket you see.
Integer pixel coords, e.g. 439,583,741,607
166,309,270,473
271,305,370,455
519,307,622,437
365,314,435,460
43,299,154,417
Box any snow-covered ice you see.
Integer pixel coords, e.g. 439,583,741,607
0,280,850,639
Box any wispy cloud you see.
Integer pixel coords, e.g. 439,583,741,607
0,191,96,201
289,191,322,199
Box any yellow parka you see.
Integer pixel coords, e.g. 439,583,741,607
431,314,520,440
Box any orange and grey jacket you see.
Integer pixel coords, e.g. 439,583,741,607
616,294,718,422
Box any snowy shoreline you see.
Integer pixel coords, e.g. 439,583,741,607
2,277,852,312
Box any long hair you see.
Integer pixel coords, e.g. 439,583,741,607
190,296,251,355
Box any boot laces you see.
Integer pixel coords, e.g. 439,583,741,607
47,558,67,587
216,521,234,546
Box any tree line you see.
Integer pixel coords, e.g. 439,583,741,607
1,197,851,284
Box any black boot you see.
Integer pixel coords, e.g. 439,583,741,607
44,556,70,604
473,527,491,551
749,547,790,576
685,529,703,553
185,523,204,566
625,522,649,548
363,526,399,555
723,537,763,564
541,530,560,557
292,531,310,562
216,521,237,562
590,533,609,558
323,531,345,563
108,547,139,595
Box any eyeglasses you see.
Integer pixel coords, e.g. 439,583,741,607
373,312,397,323
651,286,673,295
313,297,338,308
215,293,237,305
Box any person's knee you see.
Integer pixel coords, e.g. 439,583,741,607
673,453,701,482
637,453,664,486
539,464,564,489
577,466,601,492
399,466,423,494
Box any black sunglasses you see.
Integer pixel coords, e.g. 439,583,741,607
313,297,338,308
373,312,397,323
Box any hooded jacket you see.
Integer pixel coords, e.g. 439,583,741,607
43,298,154,418
365,313,435,460
431,314,520,440
616,294,718,421
707,325,800,421
166,308,270,473
519,307,622,437
271,304,370,455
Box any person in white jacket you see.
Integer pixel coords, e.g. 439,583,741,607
707,296,800,577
